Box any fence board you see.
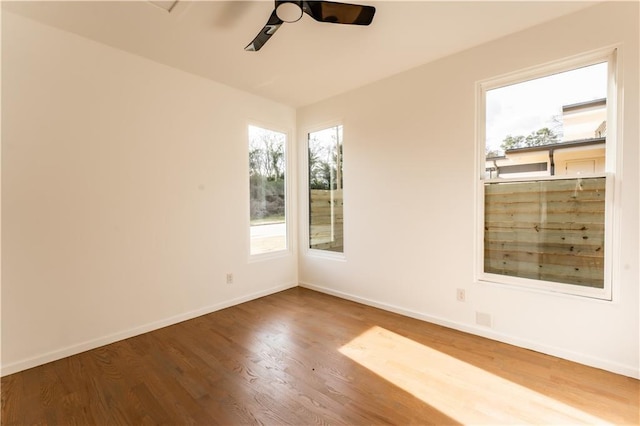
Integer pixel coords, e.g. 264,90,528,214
485,248,604,268
484,240,602,257
485,177,605,194
484,258,603,287
485,229,604,246
485,199,604,214
485,211,605,223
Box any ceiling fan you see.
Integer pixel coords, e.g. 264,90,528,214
245,0,376,51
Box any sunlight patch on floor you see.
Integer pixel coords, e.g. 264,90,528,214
339,326,608,424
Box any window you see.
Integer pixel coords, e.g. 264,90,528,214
308,125,344,253
249,125,287,256
478,50,616,299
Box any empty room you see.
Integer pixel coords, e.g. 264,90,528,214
1,1,639,424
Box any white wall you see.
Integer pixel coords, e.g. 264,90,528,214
1,12,297,375
298,2,639,378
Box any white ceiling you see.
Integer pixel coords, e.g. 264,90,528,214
3,1,598,107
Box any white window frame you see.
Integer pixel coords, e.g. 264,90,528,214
475,47,619,300
247,122,292,261
303,121,346,260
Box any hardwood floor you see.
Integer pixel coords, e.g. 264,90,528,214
2,287,638,425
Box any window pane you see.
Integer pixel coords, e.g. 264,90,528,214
308,125,343,252
249,125,286,255
485,62,607,179
484,177,605,288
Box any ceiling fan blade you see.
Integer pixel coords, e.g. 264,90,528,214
302,0,375,25
245,9,284,51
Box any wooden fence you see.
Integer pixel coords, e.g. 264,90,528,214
484,177,605,287
309,189,343,251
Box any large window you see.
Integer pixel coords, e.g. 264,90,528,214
478,50,616,299
308,125,344,253
249,125,287,256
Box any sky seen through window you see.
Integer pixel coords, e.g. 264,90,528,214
486,62,607,153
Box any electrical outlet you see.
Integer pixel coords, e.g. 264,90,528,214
456,288,466,302
226,273,233,284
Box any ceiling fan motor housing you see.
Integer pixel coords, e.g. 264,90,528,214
276,1,304,23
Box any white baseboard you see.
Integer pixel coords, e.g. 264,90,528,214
299,281,640,379
1,282,297,377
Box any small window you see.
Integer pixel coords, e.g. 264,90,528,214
478,50,616,299
308,125,344,253
249,125,287,256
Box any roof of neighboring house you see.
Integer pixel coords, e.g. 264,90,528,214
562,98,607,113
504,137,606,155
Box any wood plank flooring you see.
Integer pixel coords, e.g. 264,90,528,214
2,287,638,425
